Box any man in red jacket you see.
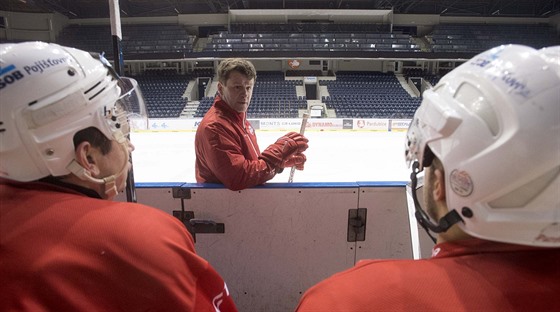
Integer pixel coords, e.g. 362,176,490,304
296,45,560,311
195,58,308,191
0,42,237,312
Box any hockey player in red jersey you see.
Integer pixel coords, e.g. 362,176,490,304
296,44,560,311
0,41,237,312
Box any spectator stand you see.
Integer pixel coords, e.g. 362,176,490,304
321,71,421,119
134,68,191,118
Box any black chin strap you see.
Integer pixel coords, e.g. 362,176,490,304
410,161,463,244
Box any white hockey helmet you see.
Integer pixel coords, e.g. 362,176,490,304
0,41,146,182
405,44,560,247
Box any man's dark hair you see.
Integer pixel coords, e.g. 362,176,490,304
73,127,113,155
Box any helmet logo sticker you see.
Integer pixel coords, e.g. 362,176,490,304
501,72,530,98
0,57,69,90
0,64,16,76
0,65,24,90
534,223,560,244
449,169,474,197
23,57,68,75
469,48,531,99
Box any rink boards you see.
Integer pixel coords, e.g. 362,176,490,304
116,181,434,311
121,117,432,311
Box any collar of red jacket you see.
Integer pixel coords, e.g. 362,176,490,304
213,95,246,125
1,177,103,199
431,237,547,258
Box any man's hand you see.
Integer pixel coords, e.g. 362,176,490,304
278,132,308,155
260,132,309,168
281,153,306,170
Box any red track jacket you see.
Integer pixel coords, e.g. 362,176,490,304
195,95,277,190
0,178,237,312
296,238,560,311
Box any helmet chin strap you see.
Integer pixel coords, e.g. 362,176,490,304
410,161,463,244
66,139,130,199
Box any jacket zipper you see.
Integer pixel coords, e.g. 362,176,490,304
243,116,259,158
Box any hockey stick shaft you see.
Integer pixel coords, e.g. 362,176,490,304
288,112,309,183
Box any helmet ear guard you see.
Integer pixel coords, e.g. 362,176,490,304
409,149,463,244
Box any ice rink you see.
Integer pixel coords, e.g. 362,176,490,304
130,129,410,184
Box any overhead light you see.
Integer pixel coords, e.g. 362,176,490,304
492,10,500,15
441,8,448,14
174,7,180,14
68,11,77,17
541,10,551,16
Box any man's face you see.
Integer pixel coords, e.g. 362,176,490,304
423,165,440,221
95,139,134,198
218,71,255,113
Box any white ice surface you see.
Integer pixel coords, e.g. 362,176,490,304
130,130,410,183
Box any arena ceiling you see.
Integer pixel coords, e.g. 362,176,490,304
1,0,558,19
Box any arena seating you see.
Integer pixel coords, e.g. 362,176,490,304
204,31,420,53
56,24,195,59
231,22,391,34
48,22,558,119
194,97,215,118
248,71,305,118
429,23,559,53
195,71,423,119
50,22,558,58
203,22,420,53
402,68,442,87
321,71,422,118
133,69,191,118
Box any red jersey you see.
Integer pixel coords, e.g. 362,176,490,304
195,96,277,191
0,178,237,312
296,238,560,311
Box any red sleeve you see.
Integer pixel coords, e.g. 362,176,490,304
0,183,239,311
93,201,239,311
196,121,276,191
